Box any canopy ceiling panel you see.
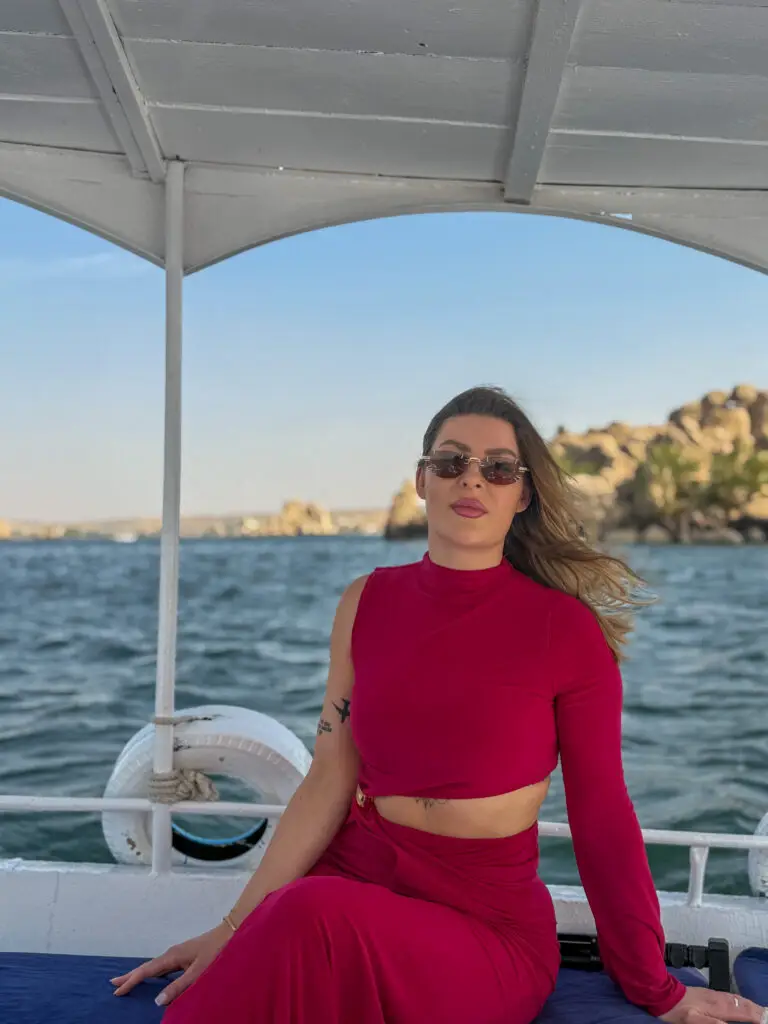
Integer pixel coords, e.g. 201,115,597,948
0,0,71,34
1,0,768,273
110,0,535,60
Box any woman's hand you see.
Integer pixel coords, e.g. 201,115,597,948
111,922,232,1006
660,986,767,1024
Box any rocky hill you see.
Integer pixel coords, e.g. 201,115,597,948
552,384,768,544
383,480,427,538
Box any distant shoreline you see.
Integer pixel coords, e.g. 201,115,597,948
1,532,765,548
0,506,389,542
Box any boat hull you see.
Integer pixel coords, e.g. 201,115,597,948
2,859,767,961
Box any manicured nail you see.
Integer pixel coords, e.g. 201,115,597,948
155,992,168,1007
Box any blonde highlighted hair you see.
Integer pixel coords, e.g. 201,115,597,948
422,386,653,662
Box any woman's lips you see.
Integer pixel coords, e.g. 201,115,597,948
450,500,487,518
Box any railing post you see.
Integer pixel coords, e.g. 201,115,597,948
687,845,709,908
151,158,185,876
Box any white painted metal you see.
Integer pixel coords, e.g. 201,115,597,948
5,791,768,854
150,159,184,876
0,0,69,33
540,822,768,853
0,145,164,263
58,0,149,176
128,41,516,126
75,0,165,181
504,0,583,203
674,1,768,6
57,0,164,180
555,67,768,144
2,790,768,849
2,860,767,960
749,812,768,897
572,0,768,78
0,795,287,816
0,32,97,98
0,99,121,154
688,847,710,909
0,1,768,272
111,0,535,60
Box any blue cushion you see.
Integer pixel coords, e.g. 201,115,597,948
0,954,164,1024
535,967,706,1023
0,952,705,1024
734,948,768,1006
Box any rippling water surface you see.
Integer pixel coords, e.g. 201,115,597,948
1,539,766,895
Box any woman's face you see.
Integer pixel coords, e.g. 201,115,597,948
416,414,531,554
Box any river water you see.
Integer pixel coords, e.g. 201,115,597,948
1,538,766,896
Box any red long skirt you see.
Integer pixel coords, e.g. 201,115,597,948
163,796,561,1024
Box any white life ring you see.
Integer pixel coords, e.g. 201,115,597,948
748,811,768,897
102,705,311,869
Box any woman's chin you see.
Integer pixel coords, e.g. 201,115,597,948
435,520,501,549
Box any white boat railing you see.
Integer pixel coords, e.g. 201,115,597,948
2,792,768,909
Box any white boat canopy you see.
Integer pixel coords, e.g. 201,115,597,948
3,0,768,274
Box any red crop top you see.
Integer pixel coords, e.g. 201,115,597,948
350,553,685,1018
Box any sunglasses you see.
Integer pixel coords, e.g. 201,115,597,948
418,451,529,485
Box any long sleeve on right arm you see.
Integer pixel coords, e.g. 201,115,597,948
551,595,686,1018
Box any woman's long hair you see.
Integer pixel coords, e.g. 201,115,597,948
422,385,652,662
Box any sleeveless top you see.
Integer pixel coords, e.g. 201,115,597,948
348,553,685,1019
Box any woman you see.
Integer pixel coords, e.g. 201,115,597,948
113,386,766,1024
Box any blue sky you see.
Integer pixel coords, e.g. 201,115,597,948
2,197,767,521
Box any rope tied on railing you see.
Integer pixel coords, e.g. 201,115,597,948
148,769,219,804
148,714,219,804
152,715,203,727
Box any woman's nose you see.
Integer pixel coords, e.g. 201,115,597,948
461,461,484,486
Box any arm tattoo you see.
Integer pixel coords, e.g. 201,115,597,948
332,698,350,724
317,718,333,736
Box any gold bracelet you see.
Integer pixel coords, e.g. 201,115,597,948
222,913,238,933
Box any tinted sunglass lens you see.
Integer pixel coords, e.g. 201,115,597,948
431,453,466,477
483,460,519,484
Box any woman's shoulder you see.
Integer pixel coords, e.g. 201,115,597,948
544,585,601,634
544,588,615,675
361,559,422,585
339,560,418,606
544,584,591,617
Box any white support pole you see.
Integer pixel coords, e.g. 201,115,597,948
687,846,710,908
151,159,185,876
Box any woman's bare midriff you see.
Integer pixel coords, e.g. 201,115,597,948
373,779,551,839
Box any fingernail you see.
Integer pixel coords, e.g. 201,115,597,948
155,993,168,1007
